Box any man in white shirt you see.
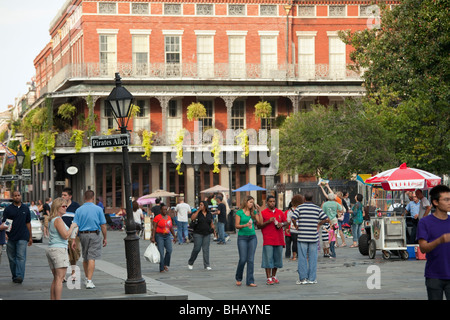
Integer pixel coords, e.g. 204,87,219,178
175,197,191,244
416,189,431,220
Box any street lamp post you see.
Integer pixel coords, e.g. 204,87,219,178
106,73,146,294
16,145,25,195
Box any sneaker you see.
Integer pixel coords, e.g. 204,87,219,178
272,276,280,284
225,236,230,242
296,279,308,285
86,280,95,289
266,278,274,285
307,280,318,284
205,267,212,270
188,264,193,270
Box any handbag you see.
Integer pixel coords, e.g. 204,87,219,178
144,243,160,264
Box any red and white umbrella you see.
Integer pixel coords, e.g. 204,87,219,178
365,163,441,191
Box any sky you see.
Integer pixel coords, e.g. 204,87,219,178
0,0,65,113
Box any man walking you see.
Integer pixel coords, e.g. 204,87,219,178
216,195,229,244
72,190,107,289
0,191,32,283
61,187,81,282
260,195,287,285
175,197,191,244
292,192,329,285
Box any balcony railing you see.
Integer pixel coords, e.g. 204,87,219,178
54,129,275,151
47,62,362,92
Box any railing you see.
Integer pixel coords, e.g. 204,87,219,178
54,128,275,150
46,62,362,92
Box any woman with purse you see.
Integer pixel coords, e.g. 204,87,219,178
188,201,215,270
151,203,176,272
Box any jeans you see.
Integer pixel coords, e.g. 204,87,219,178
188,233,211,268
235,235,257,285
426,278,450,300
6,240,28,281
217,222,227,243
176,221,188,244
352,223,362,242
297,241,318,282
330,241,336,258
155,233,173,272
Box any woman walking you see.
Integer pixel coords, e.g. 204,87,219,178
188,201,215,270
151,203,176,272
45,197,78,300
235,196,262,287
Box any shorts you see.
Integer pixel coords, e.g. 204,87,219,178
261,245,283,269
79,232,102,261
46,247,70,269
44,215,49,228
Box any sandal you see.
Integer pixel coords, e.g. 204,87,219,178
247,283,257,287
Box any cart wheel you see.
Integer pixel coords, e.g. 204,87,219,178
400,250,409,260
382,250,391,260
358,233,370,256
368,240,376,259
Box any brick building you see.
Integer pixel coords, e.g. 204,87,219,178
27,0,393,211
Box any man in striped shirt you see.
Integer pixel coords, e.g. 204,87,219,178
292,192,329,285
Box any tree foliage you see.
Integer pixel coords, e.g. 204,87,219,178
279,101,396,179
339,0,449,174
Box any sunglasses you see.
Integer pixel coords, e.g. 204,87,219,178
61,205,68,208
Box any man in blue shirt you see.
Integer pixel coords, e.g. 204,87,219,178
405,194,421,243
72,190,107,289
0,191,32,283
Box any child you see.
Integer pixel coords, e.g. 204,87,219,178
322,222,330,258
329,223,338,258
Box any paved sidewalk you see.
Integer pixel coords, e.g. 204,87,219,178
0,229,429,300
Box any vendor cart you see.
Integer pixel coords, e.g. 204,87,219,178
358,163,441,260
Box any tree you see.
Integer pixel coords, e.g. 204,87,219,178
340,0,449,173
279,101,396,179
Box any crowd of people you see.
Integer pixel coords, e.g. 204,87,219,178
1,183,449,300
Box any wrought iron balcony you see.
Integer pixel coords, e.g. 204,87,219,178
46,62,362,92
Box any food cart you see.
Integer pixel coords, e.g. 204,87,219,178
359,163,441,260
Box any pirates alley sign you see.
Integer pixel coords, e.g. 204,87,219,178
91,134,129,148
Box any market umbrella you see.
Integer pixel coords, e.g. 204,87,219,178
140,189,179,199
136,196,156,205
365,163,441,191
233,183,266,192
200,185,230,193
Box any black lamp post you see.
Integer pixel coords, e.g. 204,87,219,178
16,145,25,194
106,73,146,294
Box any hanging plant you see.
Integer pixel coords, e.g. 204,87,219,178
254,100,272,120
173,129,185,175
57,103,77,120
141,130,156,160
210,130,221,173
33,131,57,170
70,129,85,152
187,102,206,121
236,129,249,159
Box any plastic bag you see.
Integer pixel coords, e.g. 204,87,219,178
144,243,160,264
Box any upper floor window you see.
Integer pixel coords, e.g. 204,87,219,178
298,6,315,17
132,34,150,76
231,100,245,130
260,100,276,130
228,4,245,16
132,3,150,15
99,2,117,14
198,100,214,130
329,5,346,17
196,4,214,16
164,3,181,15
260,5,277,16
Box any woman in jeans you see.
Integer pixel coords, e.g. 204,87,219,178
188,201,215,270
235,196,262,287
151,203,176,272
350,194,364,248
